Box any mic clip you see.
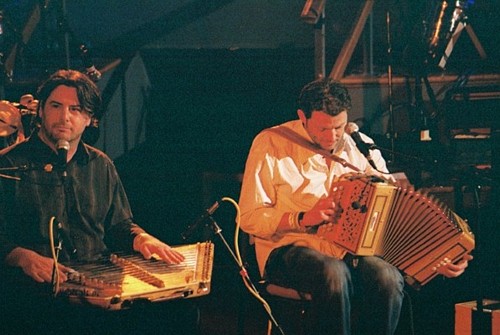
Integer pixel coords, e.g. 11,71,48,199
181,201,220,241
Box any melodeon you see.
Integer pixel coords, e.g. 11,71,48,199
56,242,214,310
316,174,475,288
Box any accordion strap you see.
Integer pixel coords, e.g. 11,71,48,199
266,126,361,172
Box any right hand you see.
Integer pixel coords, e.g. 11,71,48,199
301,196,338,227
133,233,185,265
5,247,73,283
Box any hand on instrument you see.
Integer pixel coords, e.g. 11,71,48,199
302,196,338,227
4,247,73,283
437,254,473,278
393,179,415,192
133,233,185,265
389,172,415,191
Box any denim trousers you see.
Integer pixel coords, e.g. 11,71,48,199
264,245,405,335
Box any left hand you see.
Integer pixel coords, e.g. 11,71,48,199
437,254,473,278
133,233,185,264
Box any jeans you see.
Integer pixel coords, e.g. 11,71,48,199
264,245,405,335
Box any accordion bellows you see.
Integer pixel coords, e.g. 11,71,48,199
316,174,475,288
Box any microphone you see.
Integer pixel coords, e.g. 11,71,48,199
79,44,102,82
181,201,220,240
56,139,70,177
345,122,377,170
57,221,77,256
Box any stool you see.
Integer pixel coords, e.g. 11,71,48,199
236,230,311,335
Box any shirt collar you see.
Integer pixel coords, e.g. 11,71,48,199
28,131,90,165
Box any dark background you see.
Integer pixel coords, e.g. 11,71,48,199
1,1,498,334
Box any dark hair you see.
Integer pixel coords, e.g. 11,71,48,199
297,77,352,118
36,69,102,118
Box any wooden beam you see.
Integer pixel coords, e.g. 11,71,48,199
465,24,487,60
329,0,374,80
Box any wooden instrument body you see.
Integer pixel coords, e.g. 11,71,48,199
57,242,214,310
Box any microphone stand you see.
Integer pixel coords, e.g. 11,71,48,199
471,182,484,313
52,141,71,294
0,164,70,295
369,143,428,166
454,167,498,315
368,142,442,189
385,10,396,165
57,0,71,69
203,215,286,335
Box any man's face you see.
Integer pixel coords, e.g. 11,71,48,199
39,85,91,147
299,110,347,151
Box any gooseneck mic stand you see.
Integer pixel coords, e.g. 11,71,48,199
208,216,286,335
184,204,286,335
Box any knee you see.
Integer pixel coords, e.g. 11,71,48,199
322,259,351,296
373,266,404,298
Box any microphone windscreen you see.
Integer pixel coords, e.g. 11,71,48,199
345,122,359,135
56,140,70,171
56,139,70,151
